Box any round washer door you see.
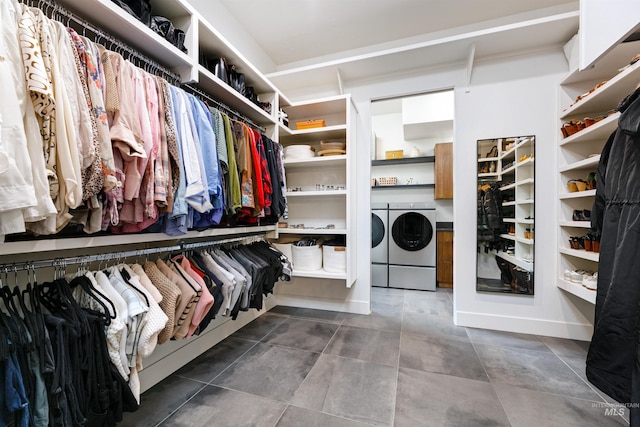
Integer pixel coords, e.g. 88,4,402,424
372,213,385,248
391,212,433,251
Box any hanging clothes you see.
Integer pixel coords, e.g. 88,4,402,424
587,86,640,425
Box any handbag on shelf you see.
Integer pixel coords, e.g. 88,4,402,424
150,16,187,53
228,65,246,95
111,0,152,26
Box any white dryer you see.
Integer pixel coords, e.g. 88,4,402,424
371,203,388,287
388,202,436,291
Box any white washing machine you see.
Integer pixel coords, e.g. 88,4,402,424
371,203,388,287
388,202,436,291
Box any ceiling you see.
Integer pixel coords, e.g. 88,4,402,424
189,0,580,95
216,0,577,67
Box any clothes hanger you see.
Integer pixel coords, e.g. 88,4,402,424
118,265,150,307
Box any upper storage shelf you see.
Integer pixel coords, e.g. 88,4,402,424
57,0,194,79
561,58,640,118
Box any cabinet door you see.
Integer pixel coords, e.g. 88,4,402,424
435,142,453,199
437,230,453,288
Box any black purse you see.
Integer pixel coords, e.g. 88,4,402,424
228,65,245,95
111,0,151,26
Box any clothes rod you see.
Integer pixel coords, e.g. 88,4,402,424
180,233,265,251
20,0,181,85
0,233,266,272
181,83,267,133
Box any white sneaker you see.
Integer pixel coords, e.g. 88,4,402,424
583,272,598,290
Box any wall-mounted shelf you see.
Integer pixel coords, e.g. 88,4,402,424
277,228,347,235
559,247,600,262
558,278,596,304
371,156,435,166
292,269,348,280
559,189,597,199
559,221,591,228
371,184,435,190
496,251,533,272
0,225,278,258
559,155,600,172
561,59,640,119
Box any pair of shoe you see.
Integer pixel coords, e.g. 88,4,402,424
485,145,498,158
567,179,588,192
583,272,598,290
572,209,591,221
563,269,596,288
518,154,534,162
568,234,600,252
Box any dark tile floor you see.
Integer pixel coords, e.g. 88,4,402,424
121,287,629,426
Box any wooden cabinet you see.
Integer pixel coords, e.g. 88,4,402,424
437,230,453,288
434,142,453,199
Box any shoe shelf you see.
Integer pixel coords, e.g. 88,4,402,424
502,201,517,207
516,237,534,245
559,189,597,199
500,234,517,241
559,221,591,228
499,182,517,191
560,59,640,119
559,112,620,147
503,218,516,223
559,155,600,173
518,218,535,225
496,251,533,272
557,278,596,304
559,247,600,262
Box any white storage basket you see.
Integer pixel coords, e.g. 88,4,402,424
272,243,293,265
291,245,322,271
322,245,346,273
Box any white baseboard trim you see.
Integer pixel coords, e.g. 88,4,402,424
276,294,370,314
456,310,594,341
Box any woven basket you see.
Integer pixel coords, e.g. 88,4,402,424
377,177,397,186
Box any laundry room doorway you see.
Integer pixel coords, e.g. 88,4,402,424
370,90,454,291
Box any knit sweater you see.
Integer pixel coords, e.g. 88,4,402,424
156,259,197,340
142,261,181,345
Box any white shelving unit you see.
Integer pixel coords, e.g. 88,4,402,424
478,136,535,272
275,95,357,287
556,41,640,304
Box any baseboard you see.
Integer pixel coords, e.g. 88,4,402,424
456,310,594,341
276,294,370,315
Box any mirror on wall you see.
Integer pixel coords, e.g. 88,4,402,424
476,136,535,295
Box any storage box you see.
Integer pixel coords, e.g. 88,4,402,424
323,245,346,273
377,177,398,186
291,245,322,271
295,119,326,130
385,150,403,159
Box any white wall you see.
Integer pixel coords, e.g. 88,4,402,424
454,50,594,340
188,0,278,73
335,49,593,340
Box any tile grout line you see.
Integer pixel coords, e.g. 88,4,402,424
206,339,262,386
556,354,631,424
154,382,210,427
466,336,515,427
270,403,290,427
